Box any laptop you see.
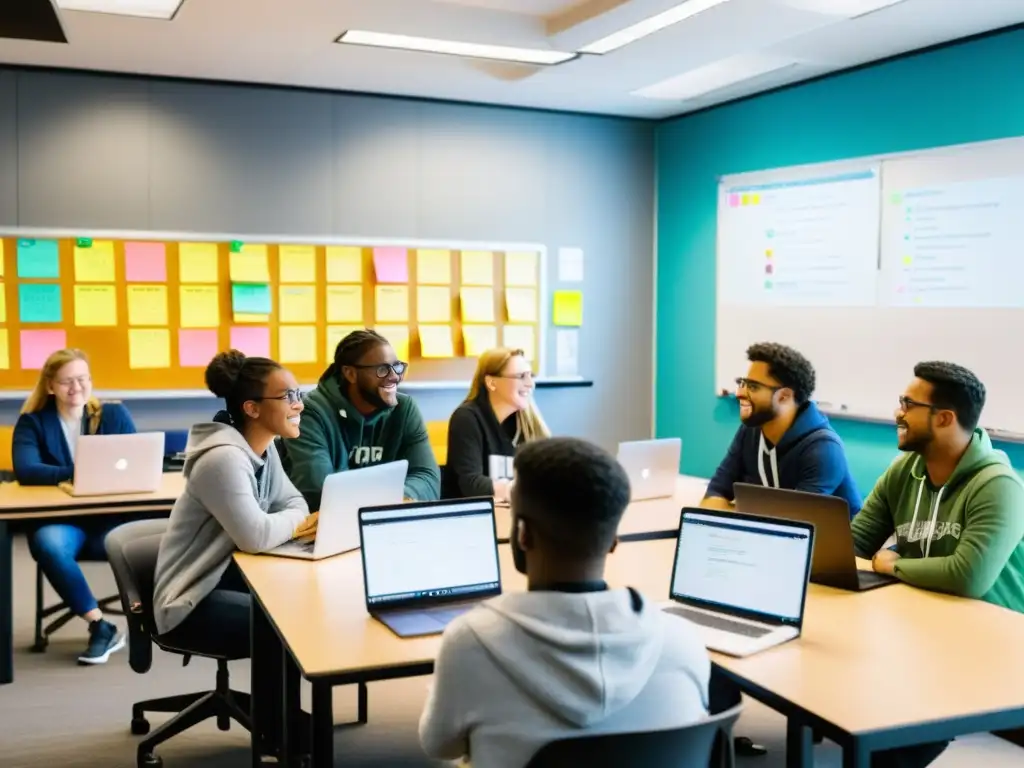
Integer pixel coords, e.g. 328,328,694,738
733,483,897,592
58,432,165,496
265,460,408,561
359,497,501,638
617,437,681,501
662,507,814,658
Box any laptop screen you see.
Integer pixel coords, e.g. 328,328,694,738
670,510,812,625
360,499,500,609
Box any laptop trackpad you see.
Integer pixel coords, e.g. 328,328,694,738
379,604,476,638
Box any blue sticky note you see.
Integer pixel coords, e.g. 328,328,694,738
17,239,60,278
19,283,63,323
231,283,272,315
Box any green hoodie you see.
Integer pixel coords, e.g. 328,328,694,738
282,376,440,510
851,429,1024,612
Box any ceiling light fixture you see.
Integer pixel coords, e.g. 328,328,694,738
56,0,186,20
779,0,908,18
633,53,798,101
578,0,732,56
336,30,577,66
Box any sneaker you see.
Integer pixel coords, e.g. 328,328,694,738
77,619,126,665
735,736,768,757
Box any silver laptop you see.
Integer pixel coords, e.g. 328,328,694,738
59,432,165,496
359,497,501,638
266,460,408,561
663,507,815,658
617,437,681,501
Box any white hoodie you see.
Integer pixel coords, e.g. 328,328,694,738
418,588,711,768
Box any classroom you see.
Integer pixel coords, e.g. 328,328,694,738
2,1,1024,767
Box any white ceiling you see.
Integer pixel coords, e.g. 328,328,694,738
0,0,1021,119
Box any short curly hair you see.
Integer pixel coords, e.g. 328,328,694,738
914,361,986,431
746,342,816,404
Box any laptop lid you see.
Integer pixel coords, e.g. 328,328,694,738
72,433,165,494
359,497,501,613
617,437,681,500
316,460,409,554
668,507,814,629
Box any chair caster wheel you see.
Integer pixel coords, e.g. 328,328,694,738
131,717,150,735
138,752,162,768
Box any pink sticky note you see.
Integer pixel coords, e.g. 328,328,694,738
125,242,167,282
230,326,270,358
178,329,219,368
728,194,740,208
372,247,409,283
20,329,67,370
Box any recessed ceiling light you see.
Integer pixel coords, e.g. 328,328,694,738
336,30,577,66
633,53,798,101
56,0,185,20
779,0,908,18
578,0,732,56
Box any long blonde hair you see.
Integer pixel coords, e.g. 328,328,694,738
21,348,103,434
466,347,550,443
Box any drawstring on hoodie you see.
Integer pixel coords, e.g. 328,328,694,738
757,432,779,489
908,457,945,558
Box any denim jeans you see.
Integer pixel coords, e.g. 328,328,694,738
159,560,252,659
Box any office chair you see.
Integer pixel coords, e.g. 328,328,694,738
32,561,125,652
525,703,743,768
106,520,251,768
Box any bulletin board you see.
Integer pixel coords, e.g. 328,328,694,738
0,230,578,394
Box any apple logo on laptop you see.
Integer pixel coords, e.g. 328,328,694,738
115,459,128,471
640,468,650,480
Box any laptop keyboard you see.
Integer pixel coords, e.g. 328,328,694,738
666,606,772,638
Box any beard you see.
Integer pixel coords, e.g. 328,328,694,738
741,401,777,428
897,420,934,454
357,380,391,411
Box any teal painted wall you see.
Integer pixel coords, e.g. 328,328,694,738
655,27,1024,493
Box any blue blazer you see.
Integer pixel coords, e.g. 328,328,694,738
12,399,137,486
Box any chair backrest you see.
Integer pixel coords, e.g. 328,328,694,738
163,429,189,456
525,703,743,768
0,424,14,473
426,420,449,465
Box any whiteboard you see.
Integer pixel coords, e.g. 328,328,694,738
715,136,1024,437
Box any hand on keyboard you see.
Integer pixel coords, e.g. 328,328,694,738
293,511,319,540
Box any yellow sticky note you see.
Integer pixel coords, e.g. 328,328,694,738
375,325,410,361
552,289,583,326
417,249,451,285
279,245,317,283
505,252,538,287
375,285,409,323
460,287,495,323
234,313,270,324
326,246,362,283
229,245,269,283
74,241,116,282
0,287,5,323
129,328,171,369
417,286,451,323
462,325,497,358
327,285,363,323
180,285,220,328
127,285,168,326
74,285,117,327
279,285,317,324
326,325,364,360
505,288,537,323
419,325,454,358
0,328,8,369
461,251,494,286
179,243,220,283
503,325,536,362
278,325,318,364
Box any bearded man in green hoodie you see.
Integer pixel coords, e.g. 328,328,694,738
283,329,440,510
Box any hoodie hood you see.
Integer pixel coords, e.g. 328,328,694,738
183,421,264,479
314,375,394,456
464,590,664,728
777,401,830,449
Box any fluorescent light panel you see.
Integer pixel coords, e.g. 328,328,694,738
779,0,908,18
633,53,798,101
579,0,732,55
337,30,576,66
56,0,185,20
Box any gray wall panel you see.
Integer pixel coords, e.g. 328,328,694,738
0,71,16,226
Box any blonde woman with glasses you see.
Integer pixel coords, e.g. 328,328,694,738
442,347,550,501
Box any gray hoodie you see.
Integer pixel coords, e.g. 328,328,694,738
152,422,309,635
418,589,710,768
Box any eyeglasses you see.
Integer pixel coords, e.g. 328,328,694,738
898,395,937,413
253,388,303,405
350,362,408,379
496,371,535,381
735,377,781,394
54,375,91,389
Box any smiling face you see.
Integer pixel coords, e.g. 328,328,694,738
487,353,535,413
736,361,783,427
895,377,939,453
243,367,304,439
345,342,403,411
48,359,92,411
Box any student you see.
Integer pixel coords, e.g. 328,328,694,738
419,437,711,768
152,351,315,656
442,347,550,501
12,348,137,665
283,329,440,509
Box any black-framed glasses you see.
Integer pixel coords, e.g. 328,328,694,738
350,361,408,379
253,388,303,405
735,377,781,394
898,395,937,413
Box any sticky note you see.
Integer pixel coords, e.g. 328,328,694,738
375,285,409,323
127,285,169,326
728,193,740,207
230,326,270,358
178,329,219,368
180,285,220,328
278,325,319,364
416,250,451,284
129,329,171,369
74,240,116,282
0,328,7,369
461,251,494,286
751,194,761,205
375,325,409,361
231,283,272,315
326,325,364,360
460,287,494,323
279,285,317,323
462,325,497,358
416,286,451,323
233,313,270,324
326,285,363,323
503,325,536,362
326,246,362,283
505,288,537,323
125,242,167,282
229,245,269,283
505,252,538,287
18,283,63,323
373,247,409,283
552,289,583,326
279,245,317,283
17,239,60,278
179,242,220,283
74,285,117,327
0,287,5,323
419,325,454,358
741,194,750,205
20,329,66,370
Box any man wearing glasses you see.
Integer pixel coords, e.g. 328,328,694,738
283,329,441,510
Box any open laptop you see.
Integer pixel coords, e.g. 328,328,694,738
359,497,501,638
59,432,165,496
617,437,681,501
733,483,897,592
265,460,408,561
662,507,814,658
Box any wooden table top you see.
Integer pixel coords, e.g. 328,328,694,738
0,472,185,519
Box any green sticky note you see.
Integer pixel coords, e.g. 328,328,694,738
76,237,93,248
231,283,272,314
17,239,60,278
229,240,244,253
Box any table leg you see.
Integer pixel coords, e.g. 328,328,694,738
311,682,334,768
842,738,870,768
251,598,284,765
281,648,307,766
0,520,13,685
786,720,814,768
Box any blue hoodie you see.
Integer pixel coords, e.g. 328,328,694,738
705,401,862,516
